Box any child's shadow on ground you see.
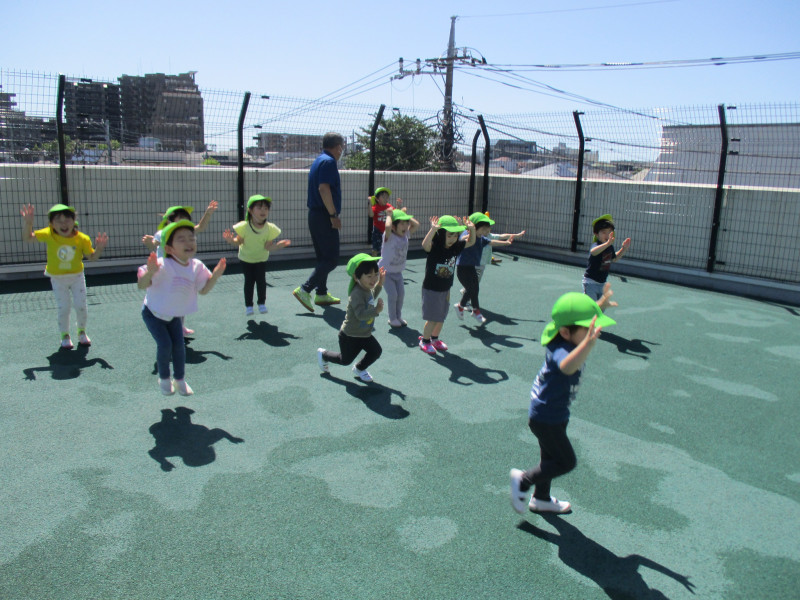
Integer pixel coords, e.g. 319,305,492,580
599,331,659,360
298,306,346,331
460,325,535,353
236,319,299,347
430,352,509,386
151,337,232,375
479,309,544,327
24,346,113,381
321,374,409,419
517,515,695,599
387,325,423,348
148,407,244,472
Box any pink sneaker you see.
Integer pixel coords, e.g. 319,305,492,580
418,337,436,355
431,339,448,352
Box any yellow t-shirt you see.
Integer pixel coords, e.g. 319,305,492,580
232,221,281,264
34,227,94,275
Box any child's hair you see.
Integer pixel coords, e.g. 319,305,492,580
474,222,492,234
354,260,379,280
165,225,195,248
376,191,389,202
246,199,272,222
49,208,76,222
167,209,191,223
592,219,615,235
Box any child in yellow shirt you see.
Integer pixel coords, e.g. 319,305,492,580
21,204,108,349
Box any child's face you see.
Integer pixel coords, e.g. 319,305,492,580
476,224,491,237
165,228,197,262
444,231,459,247
249,202,270,224
560,326,589,345
597,228,614,243
357,268,380,289
376,193,390,206
393,220,409,236
50,213,76,237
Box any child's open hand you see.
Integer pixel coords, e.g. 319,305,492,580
376,298,384,314
276,239,291,249
213,257,227,277
598,282,618,311
429,216,440,229
379,266,386,286
396,198,403,207
95,232,109,248
222,229,236,244
20,204,35,223
206,201,219,213
585,315,603,346
609,231,616,244
146,252,160,274
465,216,475,229
621,237,631,250
512,230,526,239
142,234,154,245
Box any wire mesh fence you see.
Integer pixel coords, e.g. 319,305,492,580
1,68,799,284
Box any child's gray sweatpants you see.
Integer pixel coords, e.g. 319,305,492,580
383,271,405,323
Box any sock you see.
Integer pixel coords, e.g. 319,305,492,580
432,336,439,341
423,338,431,344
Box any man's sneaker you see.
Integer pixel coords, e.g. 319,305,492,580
472,311,487,325
174,379,194,396
245,306,254,316
292,287,315,312
314,293,341,306
419,337,436,355
60,334,73,350
529,496,572,514
258,304,268,314
159,378,175,396
352,365,373,382
432,339,448,352
510,469,529,514
78,331,91,346
453,303,465,320
182,326,195,335
317,348,330,373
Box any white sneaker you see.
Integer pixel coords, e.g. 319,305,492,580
258,304,268,314
453,303,465,320
459,287,466,296
352,365,373,382
159,378,175,396
174,379,194,396
60,335,74,350
245,306,254,316
317,348,330,373
78,331,91,346
529,496,572,514
509,469,529,514
472,311,487,325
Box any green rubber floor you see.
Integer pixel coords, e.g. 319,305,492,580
1,254,799,599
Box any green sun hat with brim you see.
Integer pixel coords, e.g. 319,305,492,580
346,253,381,293
437,215,466,233
469,212,495,227
158,206,194,231
247,194,272,209
370,187,392,205
540,292,616,346
48,204,76,216
592,213,615,242
161,219,196,247
390,209,413,221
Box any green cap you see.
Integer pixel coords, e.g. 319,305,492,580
592,213,614,242
158,206,194,231
540,292,616,346
48,204,76,216
437,215,466,233
248,194,272,208
346,253,380,293
390,209,413,221
161,219,196,247
469,212,495,227
374,187,391,197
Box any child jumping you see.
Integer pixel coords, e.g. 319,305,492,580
223,194,291,316
20,203,108,349
379,208,420,328
583,214,630,303
419,215,475,354
510,292,615,515
453,212,519,325
317,254,385,382
369,187,403,256
138,220,226,396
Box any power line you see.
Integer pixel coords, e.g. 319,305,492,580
458,0,679,19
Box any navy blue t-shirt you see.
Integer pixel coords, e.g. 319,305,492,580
456,235,490,266
528,337,583,424
307,151,341,213
584,242,615,283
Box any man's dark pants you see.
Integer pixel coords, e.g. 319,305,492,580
301,210,340,296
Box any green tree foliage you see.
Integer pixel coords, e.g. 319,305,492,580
345,114,439,172
202,157,221,166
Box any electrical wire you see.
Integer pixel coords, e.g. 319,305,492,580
458,0,678,19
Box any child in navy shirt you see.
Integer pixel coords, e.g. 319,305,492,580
510,292,616,514
583,214,630,303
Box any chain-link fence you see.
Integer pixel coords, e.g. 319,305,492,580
1,68,799,284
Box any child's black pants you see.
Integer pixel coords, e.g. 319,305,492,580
242,260,268,307
323,333,382,370
521,418,577,500
457,265,481,310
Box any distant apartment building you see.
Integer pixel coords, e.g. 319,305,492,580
63,78,122,143
550,142,599,164
491,139,539,161
0,91,57,161
118,72,204,152
254,132,322,157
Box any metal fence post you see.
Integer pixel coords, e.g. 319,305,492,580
367,104,386,244
478,115,490,213
570,111,586,252
468,128,481,214
237,91,251,223
707,104,729,273
55,74,69,205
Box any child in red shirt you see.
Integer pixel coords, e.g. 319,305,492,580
369,187,403,256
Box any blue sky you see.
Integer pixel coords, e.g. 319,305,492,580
4,0,799,114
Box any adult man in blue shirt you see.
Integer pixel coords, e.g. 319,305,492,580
294,132,346,311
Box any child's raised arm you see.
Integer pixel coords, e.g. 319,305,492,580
199,258,226,295
613,237,631,262
265,239,291,251
138,252,160,289
408,216,420,236
559,316,602,375
421,216,440,252
462,217,477,248
20,204,37,243
222,229,243,247
591,231,615,255
88,233,109,261
383,213,393,242
142,235,159,251
195,201,218,234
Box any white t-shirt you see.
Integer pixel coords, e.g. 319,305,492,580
138,257,212,320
